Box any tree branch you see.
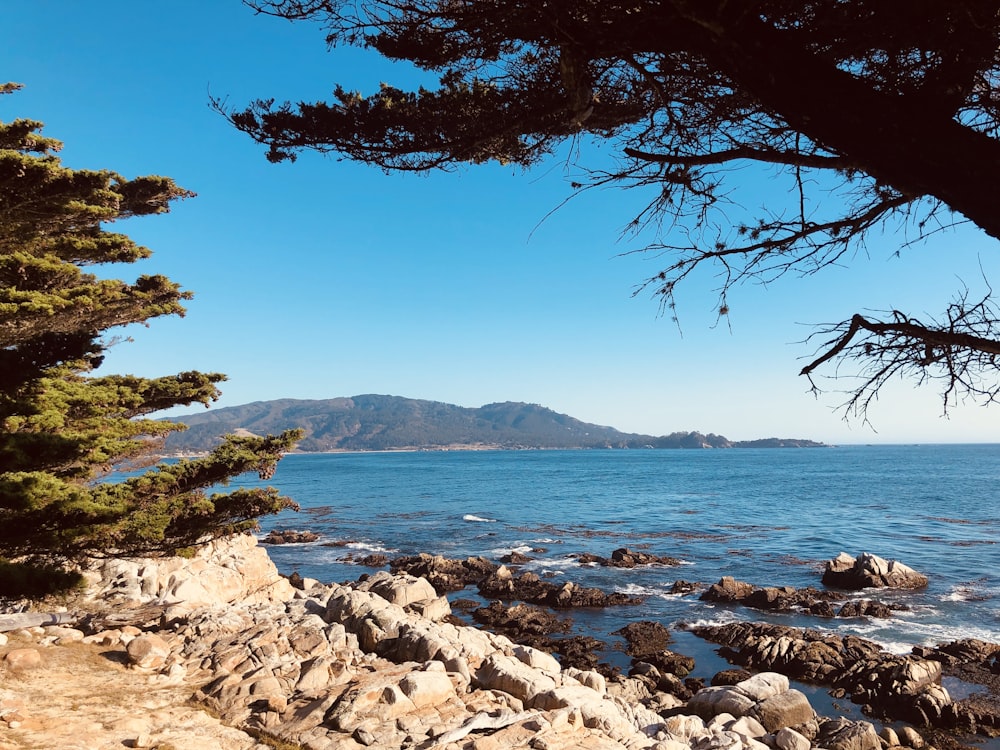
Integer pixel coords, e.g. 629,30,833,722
623,145,848,170
801,289,1000,418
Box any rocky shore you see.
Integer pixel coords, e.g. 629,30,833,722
1,538,998,750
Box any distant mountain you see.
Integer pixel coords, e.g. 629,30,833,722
160,395,826,453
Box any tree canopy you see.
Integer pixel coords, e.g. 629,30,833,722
0,83,301,567
221,1,1000,417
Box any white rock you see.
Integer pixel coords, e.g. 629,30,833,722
476,653,557,704
532,685,603,711
663,713,707,739
512,644,561,675
727,715,768,740
688,686,757,719
564,667,606,694
900,726,925,748
125,634,171,670
398,669,456,709
42,626,85,643
737,672,790,701
753,689,815,733
776,726,812,750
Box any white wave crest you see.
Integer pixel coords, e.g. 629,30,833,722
673,611,744,629
829,608,1000,654
941,582,997,603
522,557,582,574
614,583,664,597
464,514,497,523
344,541,396,553
489,544,534,556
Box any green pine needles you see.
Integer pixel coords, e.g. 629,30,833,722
0,83,301,573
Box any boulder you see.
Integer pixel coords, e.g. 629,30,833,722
702,576,755,603
727,715,768,741
477,569,642,608
818,718,882,750
753,689,815,732
712,669,753,686
736,672,789,701
639,649,695,677
125,633,171,670
776,727,812,750
837,599,895,618
356,570,437,607
512,644,561,675
3,647,42,671
397,668,456,709
578,548,681,568
687,686,757,719
475,653,557,704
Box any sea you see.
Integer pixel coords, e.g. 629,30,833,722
237,444,1000,725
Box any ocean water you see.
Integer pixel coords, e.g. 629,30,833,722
245,445,1000,680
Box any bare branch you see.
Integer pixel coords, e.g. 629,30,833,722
623,145,848,170
801,288,1000,418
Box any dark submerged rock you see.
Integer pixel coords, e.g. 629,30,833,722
701,576,896,619
477,565,643,608
615,620,672,657
639,649,695,677
470,600,608,673
711,668,753,686
390,553,497,593
356,553,388,568
472,601,571,640
498,551,532,564
669,580,700,595
578,547,681,568
261,529,320,545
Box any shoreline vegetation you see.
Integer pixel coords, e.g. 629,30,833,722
2,536,998,750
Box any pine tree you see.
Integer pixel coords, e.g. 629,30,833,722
0,83,301,569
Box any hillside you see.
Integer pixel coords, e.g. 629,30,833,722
160,395,825,453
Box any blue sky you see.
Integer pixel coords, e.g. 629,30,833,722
6,1,1000,444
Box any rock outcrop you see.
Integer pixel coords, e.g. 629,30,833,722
822,553,929,590
478,565,644,608
692,621,952,726
261,529,320,545
390,553,498,593
701,576,900,619
81,533,294,613
578,548,682,568
2,535,982,750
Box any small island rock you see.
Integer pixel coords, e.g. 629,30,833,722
822,552,928,590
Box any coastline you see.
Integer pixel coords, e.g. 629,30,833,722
2,536,998,750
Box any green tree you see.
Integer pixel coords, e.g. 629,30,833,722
220,1,1000,417
0,83,301,568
